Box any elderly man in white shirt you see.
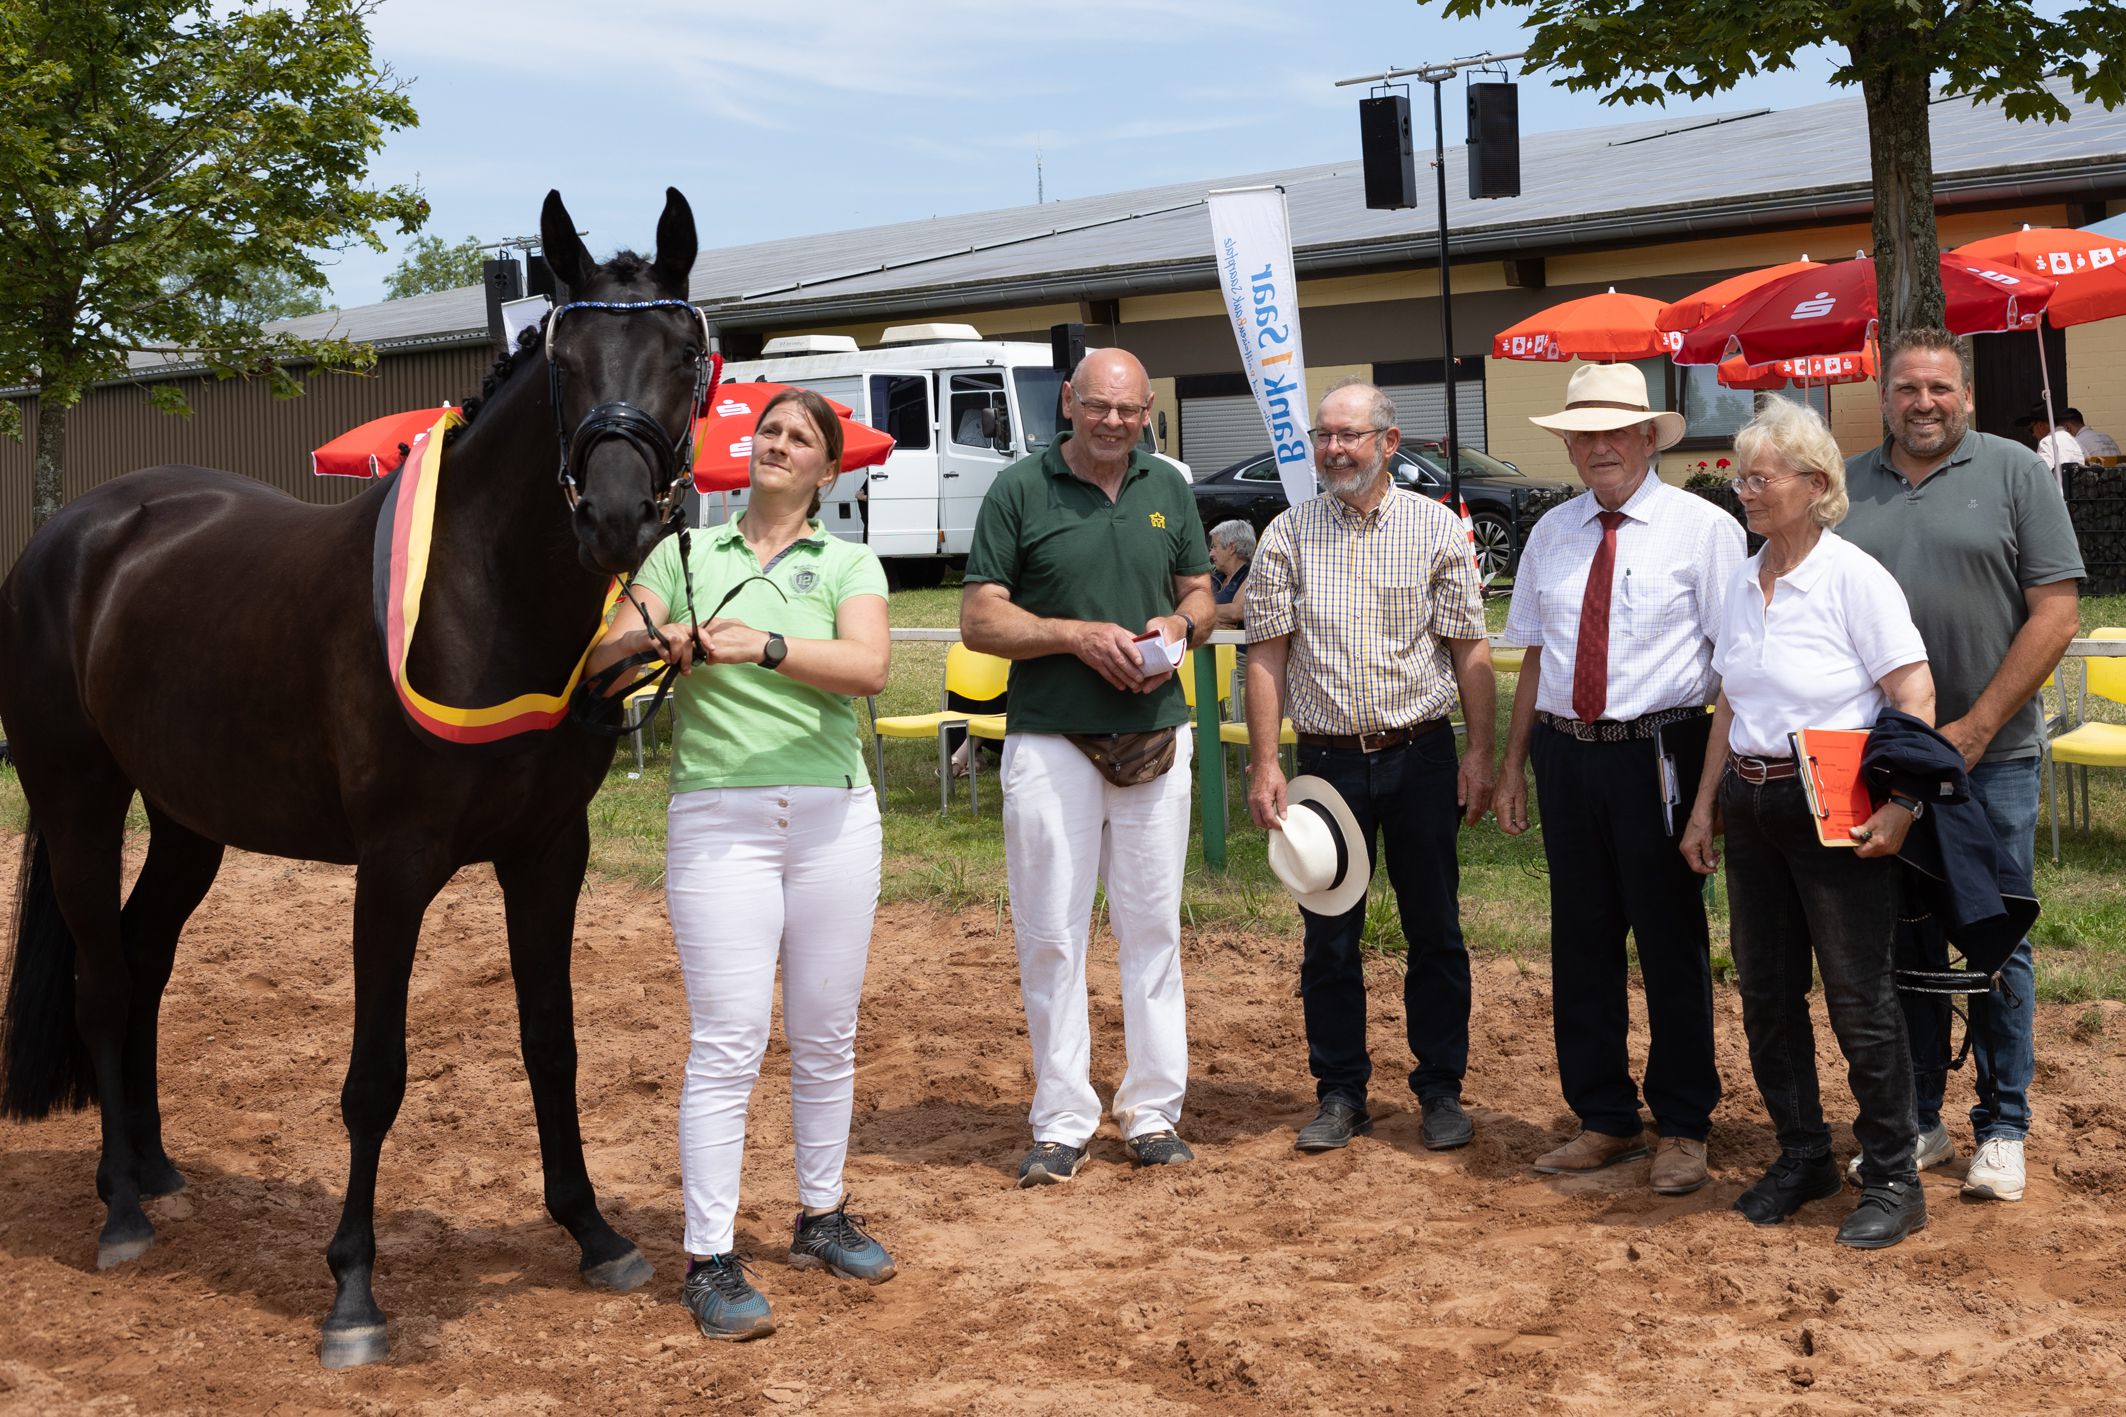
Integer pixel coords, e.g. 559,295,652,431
2018,403,2085,476
1495,363,1745,1197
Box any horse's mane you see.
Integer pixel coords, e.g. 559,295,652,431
443,248,662,446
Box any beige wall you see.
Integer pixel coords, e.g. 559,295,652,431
2067,318,2126,444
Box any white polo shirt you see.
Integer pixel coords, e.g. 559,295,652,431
1501,471,1746,722
1711,530,1928,758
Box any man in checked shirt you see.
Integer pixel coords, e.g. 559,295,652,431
1495,363,1745,1196
1245,378,1496,1155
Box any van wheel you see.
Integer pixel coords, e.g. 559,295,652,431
890,559,948,590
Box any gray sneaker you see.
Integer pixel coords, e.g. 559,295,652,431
1016,1140,1088,1187
1125,1130,1195,1167
681,1254,774,1341
1846,1120,1955,1186
789,1201,896,1283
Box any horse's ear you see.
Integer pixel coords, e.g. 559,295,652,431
653,187,697,294
541,189,593,294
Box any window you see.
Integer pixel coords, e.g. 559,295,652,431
1676,364,1759,444
867,374,930,451
1236,459,1283,482
949,371,1007,449
1012,368,1065,450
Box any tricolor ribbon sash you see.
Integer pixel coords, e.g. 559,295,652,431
373,411,622,745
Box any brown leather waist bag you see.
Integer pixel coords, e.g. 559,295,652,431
1063,727,1178,787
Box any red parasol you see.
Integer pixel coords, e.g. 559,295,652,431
1952,226,2126,328
1675,255,2055,366
313,407,452,477
1658,259,1823,335
1492,288,1678,362
1716,345,1878,391
691,383,896,493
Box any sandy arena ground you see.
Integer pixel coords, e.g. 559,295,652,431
2,833,2125,1415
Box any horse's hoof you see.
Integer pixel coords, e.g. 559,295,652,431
582,1246,653,1293
95,1232,153,1270
319,1321,389,1370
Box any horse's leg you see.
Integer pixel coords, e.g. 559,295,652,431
37,774,154,1268
494,814,651,1292
319,848,451,1370
118,807,225,1199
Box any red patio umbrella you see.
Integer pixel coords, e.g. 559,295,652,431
1954,226,2126,327
312,406,452,477
691,383,896,493
1658,259,1824,335
1492,288,1677,362
1674,255,2056,366
1717,345,1878,390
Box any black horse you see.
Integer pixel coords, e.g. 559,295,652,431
0,189,703,1368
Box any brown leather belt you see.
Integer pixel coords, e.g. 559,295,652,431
1296,718,1451,754
1728,751,1800,783
1536,705,1706,743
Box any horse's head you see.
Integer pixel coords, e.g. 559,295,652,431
539,187,704,576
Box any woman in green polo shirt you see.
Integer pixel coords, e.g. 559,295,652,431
588,388,893,1342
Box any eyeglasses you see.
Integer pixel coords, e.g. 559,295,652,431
1728,472,1809,495
1075,398,1150,420
1307,427,1387,448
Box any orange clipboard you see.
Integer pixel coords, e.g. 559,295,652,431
1789,727,1872,848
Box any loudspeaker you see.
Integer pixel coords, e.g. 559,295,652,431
1359,95,1418,211
1051,321,1086,375
482,258,525,352
1467,82,1520,200
525,252,558,301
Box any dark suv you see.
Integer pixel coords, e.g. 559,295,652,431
1189,442,1576,581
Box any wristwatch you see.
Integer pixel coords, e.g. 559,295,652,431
759,632,788,670
1178,613,1197,644
1887,791,1924,819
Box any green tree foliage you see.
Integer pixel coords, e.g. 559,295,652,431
0,0,426,528
382,234,487,300
1437,0,2126,345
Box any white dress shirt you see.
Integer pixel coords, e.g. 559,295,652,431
1501,471,1746,722
2037,428,2085,472
1711,530,1928,757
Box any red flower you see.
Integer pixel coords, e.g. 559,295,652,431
1716,457,1731,469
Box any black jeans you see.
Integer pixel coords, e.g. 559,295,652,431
1721,771,1918,1184
1295,726,1470,1107
1531,723,1720,1140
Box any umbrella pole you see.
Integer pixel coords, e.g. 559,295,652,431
2036,321,2060,488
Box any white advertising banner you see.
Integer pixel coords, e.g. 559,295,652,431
1207,186,1316,510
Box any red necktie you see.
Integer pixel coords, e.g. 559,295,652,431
1572,510,1627,724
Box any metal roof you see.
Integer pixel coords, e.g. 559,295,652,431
133,76,2126,372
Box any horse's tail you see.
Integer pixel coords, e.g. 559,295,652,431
0,819,96,1118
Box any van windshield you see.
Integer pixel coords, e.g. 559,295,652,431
1014,366,1158,454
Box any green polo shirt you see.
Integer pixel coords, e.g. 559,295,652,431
964,435,1210,735
1840,430,2084,764
632,520,888,791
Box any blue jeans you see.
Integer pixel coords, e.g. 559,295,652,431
1902,757,2039,1141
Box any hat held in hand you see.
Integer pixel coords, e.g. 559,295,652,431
1266,776,1371,917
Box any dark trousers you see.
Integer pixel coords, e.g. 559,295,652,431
1295,727,1470,1107
1531,723,1720,1139
1721,772,1918,1184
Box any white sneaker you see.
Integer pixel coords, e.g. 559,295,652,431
1962,1137,2027,1202
1845,1120,1956,1185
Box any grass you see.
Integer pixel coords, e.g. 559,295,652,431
2,589,2121,1002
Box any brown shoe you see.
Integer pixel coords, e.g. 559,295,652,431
1533,1129,1650,1174
1649,1136,1710,1195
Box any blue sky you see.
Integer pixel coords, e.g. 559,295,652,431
333,0,1869,308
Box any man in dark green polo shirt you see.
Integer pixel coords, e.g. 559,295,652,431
1841,327,2084,1209
961,347,1213,1188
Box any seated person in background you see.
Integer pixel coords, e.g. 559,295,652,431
1209,518,1256,631
2059,408,2119,461
2016,402,2085,475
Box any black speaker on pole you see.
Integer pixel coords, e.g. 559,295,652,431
482,258,524,352
525,252,558,301
1359,94,1418,210
1467,81,1520,200
1051,321,1086,375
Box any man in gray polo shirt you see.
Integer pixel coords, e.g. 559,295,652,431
1840,327,2084,1207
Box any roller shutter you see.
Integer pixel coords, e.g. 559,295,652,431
1379,379,1488,451
1180,394,1273,474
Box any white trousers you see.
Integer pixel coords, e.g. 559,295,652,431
1001,728,1193,1146
665,784,881,1257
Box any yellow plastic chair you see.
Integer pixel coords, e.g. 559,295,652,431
1491,644,1526,675
622,676,673,773
2046,628,2126,864
869,643,1011,814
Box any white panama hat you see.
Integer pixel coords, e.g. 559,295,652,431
1266,776,1371,917
1528,363,1688,450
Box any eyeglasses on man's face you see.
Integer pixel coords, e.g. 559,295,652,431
1307,427,1386,449
1073,395,1150,421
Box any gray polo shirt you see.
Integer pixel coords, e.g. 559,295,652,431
1840,430,2084,763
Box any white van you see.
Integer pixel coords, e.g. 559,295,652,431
689,323,1190,587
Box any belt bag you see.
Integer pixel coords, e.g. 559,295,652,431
1065,727,1178,787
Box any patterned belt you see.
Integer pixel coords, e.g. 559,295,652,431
1728,751,1800,783
1535,705,1706,744
1295,718,1451,754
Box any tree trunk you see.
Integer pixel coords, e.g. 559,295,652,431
31,384,65,531
1857,40,1944,351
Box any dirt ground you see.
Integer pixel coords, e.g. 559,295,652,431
2,835,2125,1416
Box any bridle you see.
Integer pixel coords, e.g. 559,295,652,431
544,297,720,523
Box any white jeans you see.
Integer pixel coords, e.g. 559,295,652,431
1001,728,1193,1146
665,784,881,1257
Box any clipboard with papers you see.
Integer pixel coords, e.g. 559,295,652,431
1789,727,1873,848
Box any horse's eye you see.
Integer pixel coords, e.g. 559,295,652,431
680,345,702,365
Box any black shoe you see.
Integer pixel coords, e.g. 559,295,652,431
1125,1130,1195,1167
1836,1180,1928,1250
1295,1098,1372,1152
1016,1140,1088,1187
1733,1152,1842,1226
1419,1096,1475,1151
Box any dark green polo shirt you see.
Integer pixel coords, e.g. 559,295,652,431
1840,431,2084,764
964,435,1210,734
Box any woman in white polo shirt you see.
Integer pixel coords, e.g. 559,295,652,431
587,387,893,1340
1679,396,1936,1252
